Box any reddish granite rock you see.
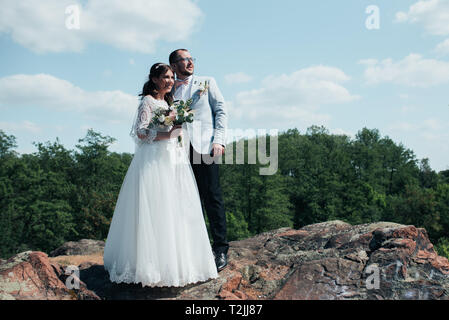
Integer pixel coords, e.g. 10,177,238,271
0,251,100,300
2,220,449,300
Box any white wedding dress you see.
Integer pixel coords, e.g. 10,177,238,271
103,95,218,287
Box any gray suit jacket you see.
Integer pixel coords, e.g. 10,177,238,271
182,75,227,155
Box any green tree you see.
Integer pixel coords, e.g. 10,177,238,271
1,126,449,261
226,211,251,241
386,185,441,243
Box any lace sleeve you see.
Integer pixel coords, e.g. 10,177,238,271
134,97,158,144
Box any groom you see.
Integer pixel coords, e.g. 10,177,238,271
169,49,229,271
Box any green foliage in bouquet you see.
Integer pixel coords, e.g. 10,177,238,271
172,98,195,125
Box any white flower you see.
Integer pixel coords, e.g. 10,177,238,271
158,115,166,123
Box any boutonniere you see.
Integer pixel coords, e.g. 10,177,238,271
198,80,210,96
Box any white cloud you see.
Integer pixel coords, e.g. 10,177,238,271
386,118,449,171
389,122,418,132
230,65,359,130
421,132,449,145
388,118,446,132
225,101,243,121
360,53,449,87
435,38,449,55
0,120,42,134
400,105,416,113
395,0,449,35
357,59,378,66
423,118,445,130
0,74,139,123
331,128,354,138
224,72,253,84
0,0,203,53
102,69,113,77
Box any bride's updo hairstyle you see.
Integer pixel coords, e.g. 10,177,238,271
139,63,174,105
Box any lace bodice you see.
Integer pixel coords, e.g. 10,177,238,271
132,95,171,144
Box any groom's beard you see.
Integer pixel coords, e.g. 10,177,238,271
179,69,193,77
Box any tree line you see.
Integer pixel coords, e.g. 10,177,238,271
1,126,448,260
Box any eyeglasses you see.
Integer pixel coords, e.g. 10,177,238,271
175,57,196,63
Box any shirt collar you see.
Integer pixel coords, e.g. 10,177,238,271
176,75,193,83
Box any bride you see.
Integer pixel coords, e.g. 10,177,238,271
103,63,218,287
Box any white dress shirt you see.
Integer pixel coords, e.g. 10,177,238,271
174,75,193,101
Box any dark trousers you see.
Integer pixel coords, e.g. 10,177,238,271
189,143,228,255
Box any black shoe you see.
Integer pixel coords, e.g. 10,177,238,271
215,252,228,272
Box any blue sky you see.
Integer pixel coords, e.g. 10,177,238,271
1,0,448,171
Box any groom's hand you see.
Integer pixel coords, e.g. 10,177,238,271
211,143,225,157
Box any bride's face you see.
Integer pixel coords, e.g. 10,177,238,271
153,69,175,94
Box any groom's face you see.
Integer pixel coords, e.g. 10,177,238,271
172,50,194,78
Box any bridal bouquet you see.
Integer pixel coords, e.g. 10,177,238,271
149,99,195,146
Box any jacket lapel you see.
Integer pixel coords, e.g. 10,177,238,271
189,76,199,97
189,76,202,107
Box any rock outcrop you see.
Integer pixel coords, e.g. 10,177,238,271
49,239,105,257
1,220,449,300
0,251,99,300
